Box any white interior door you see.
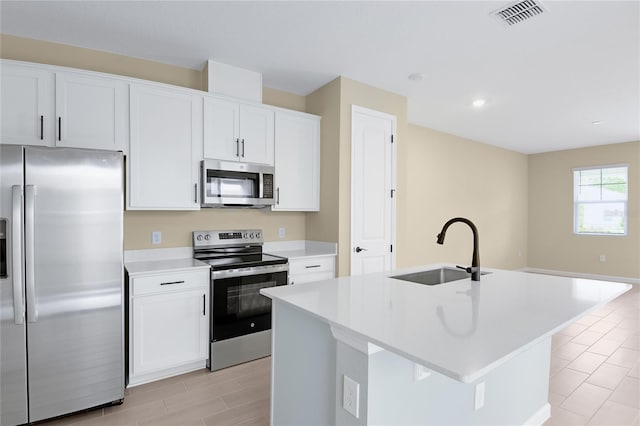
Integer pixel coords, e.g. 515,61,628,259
351,106,396,276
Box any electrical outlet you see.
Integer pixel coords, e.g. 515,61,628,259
342,375,360,419
474,382,485,410
599,254,606,262
413,363,431,381
151,231,162,245
279,227,285,239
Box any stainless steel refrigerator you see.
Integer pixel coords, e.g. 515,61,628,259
0,145,124,425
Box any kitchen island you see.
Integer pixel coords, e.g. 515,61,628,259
260,265,631,426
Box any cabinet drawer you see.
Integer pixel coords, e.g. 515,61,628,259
289,256,334,275
132,269,209,296
291,270,335,285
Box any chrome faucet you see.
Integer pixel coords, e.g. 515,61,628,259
436,217,480,281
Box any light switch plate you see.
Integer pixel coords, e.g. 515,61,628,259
343,375,360,418
152,231,161,245
279,227,285,238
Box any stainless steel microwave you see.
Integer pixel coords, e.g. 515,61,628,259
201,160,275,208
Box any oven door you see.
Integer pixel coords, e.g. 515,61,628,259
211,264,288,342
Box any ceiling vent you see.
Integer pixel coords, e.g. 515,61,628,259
492,0,548,27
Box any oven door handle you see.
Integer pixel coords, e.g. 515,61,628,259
211,264,289,280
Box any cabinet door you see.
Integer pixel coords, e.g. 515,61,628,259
203,96,239,161
132,289,208,376
0,64,54,146
129,84,202,210
55,72,128,151
239,104,274,165
273,112,320,211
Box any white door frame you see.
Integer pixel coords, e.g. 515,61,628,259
350,105,397,274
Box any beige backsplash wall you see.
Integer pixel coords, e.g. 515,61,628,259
528,141,640,279
125,210,306,249
1,34,308,250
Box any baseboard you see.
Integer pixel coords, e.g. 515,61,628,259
522,403,550,426
521,267,640,285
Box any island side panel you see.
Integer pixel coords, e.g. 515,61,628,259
367,338,552,425
335,341,370,426
270,300,337,425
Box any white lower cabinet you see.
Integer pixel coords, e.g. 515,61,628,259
128,269,209,386
288,256,335,285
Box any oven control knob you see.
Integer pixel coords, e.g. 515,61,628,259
243,232,248,239
204,234,211,241
196,234,203,241
249,232,254,239
250,322,255,328
256,231,261,239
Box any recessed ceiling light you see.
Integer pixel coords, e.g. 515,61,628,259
591,121,602,125
472,98,487,108
408,73,425,81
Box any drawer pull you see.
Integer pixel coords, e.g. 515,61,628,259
305,265,322,269
160,280,185,286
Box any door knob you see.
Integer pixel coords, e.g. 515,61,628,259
355,246,367,253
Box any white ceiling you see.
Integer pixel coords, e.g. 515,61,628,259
2,1,638,154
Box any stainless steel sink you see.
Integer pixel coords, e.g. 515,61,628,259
391,267,489,286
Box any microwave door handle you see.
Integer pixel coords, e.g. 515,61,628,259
259,172,264,199
11,186,24,325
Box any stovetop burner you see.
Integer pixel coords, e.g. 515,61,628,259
192,229,287,271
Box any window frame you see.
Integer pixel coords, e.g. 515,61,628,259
573,164,629,237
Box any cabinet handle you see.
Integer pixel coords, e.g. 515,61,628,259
40,116,44,140
194,183,198,204
236,138,240,157
160,280,184,286
58,117,61,141
202,294,206,316
241,139,245,157
305,265,321,269
276,187,280,205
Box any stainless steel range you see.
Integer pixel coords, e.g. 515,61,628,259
193,229,288,371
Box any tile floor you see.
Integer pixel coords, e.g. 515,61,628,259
40,284,639,426
545,283,640,426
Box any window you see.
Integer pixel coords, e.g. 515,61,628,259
573,165,628,235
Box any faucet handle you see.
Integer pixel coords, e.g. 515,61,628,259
456,265,472,273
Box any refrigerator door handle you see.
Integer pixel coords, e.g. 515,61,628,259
12,185,25,325
25,185,37,323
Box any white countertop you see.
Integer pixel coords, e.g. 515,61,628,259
263,240,337,260
261,264,631,383
125,258,210,277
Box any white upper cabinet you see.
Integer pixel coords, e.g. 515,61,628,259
55,72,128,151
272,110,320,211
128,83,202,210
1,64,54,146
0,61,128,152
203,96,274,165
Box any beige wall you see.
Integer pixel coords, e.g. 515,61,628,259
0,34,203,90
401,126,529,270
1,34,308,250
528,141,640,279
305,77,341,246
